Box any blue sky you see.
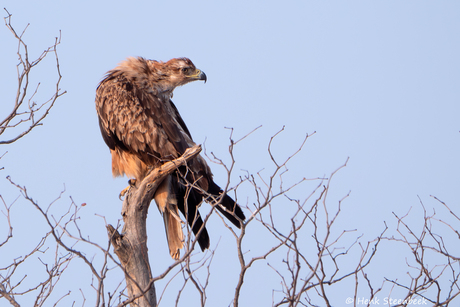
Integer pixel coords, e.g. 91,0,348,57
1,1,459,306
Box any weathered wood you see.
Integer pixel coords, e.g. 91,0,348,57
107,145,202,307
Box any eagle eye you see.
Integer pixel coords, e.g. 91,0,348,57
181,67,189,74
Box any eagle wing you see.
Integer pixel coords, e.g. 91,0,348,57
96,74,190,167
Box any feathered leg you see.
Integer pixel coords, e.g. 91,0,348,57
155,176,184,260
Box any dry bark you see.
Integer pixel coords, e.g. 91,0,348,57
107,145,202,307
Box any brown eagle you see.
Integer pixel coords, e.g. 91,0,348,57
95,57,245,259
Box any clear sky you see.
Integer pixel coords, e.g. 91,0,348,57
1,1,459,306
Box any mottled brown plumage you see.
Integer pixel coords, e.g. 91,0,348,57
95,57,245,259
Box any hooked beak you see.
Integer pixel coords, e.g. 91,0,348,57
191,69,207,83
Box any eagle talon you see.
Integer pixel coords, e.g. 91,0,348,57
119,179,137,200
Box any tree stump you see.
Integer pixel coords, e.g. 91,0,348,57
107,145,202,307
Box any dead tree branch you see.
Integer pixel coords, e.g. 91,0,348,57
107,145,202,307
383,197,460,306
1,8,66,145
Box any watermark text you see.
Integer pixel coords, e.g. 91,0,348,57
345,296,428,305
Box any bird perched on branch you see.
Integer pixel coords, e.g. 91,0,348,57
95,57,245,259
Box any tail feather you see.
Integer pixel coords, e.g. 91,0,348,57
157,172,245,259
206,180,246,228
176,185,210,251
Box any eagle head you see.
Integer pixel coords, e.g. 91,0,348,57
146,57,207,94
112,57,206,95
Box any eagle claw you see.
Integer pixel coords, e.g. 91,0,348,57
119,179,137,200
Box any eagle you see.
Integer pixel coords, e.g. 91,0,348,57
95,57,245,259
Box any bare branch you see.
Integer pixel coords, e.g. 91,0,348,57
1,9,66,145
